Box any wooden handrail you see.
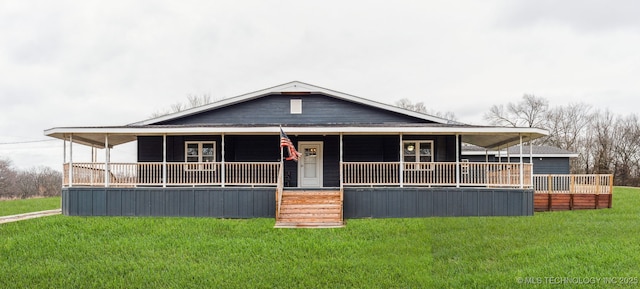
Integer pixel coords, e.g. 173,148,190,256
63,162,280,187
341,162,533,188
533,174,614,194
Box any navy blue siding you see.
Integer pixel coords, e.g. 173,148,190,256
63,187,532,218
530,157,570,174
343,135,399,162
156,94,433,125
343,188,533,218
139,134,460,187
138,135,224,162
63,188,275,218
463,155,571,174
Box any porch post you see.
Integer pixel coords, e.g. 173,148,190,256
162,134,167,188
455,134,460,188
529,139,534,186
69,134,73,188
90,147,95,186
339,133,343,189
519,134,524,189
105,134,110,188
399,133,404,188
221,133,225,187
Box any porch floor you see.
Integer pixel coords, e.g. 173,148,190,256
274,190,344,228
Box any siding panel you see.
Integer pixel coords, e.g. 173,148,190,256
343,188,533,218
194,190,210,216
135,190,150,216
150,191,165,216
179,190,195,217
121,191,136,216
106,190,121,216
93,190,107,216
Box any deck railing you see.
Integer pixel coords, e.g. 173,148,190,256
66,162,612,192
63,162,280,187
533,174,613,194
341,162,533,187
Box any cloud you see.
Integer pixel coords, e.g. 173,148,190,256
1,0,639,169
500,0,640,32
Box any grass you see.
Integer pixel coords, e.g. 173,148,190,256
1,188,639,288
0,197,61,217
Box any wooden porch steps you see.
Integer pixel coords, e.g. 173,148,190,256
275,190,344,228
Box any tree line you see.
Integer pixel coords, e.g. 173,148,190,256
398,95,640,186
0,158,61,199
484,95,639,186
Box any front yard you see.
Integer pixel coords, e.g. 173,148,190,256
1,188,638,288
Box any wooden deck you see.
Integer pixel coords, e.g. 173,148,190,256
534,194,612,211
533,174,614,212
274,190,344,228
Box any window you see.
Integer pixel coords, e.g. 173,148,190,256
185,141,216,170
403,141,434,170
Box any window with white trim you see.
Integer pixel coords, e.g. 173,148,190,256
403,141,434,170
185,142,216,171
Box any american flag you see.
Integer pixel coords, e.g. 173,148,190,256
280,128,301,161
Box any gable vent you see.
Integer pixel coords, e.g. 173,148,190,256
290,99,302,114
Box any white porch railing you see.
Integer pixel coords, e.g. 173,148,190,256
64,162,280,187
533,174,613,194
342,162,533,187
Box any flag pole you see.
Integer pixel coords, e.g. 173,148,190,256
279,126,284,181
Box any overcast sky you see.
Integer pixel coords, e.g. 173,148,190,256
1,0,639,170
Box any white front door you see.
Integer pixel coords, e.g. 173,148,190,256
298,142,323,187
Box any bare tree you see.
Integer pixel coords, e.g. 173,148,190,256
484,94,549,128
151,94,217,118
0,158,61,199
544,103,592,151
483,95,640,185
611,114,640,186
395,98,458,121
0,158,17,198
591,110,615,174
187,94,212,107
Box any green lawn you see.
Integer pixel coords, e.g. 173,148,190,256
0,197,60,217
1,188,639,288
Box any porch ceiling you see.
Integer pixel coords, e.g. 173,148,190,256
45,124,547,149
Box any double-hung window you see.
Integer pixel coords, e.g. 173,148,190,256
185,141,216,170
403,141,434,170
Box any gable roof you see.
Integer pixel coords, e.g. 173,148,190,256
130,81,459,126
44,81,548,150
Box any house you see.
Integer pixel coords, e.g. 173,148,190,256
46,81,555,227
462,144,579,174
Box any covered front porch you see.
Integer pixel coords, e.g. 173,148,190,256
48,125,548,221
54,128,540,190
